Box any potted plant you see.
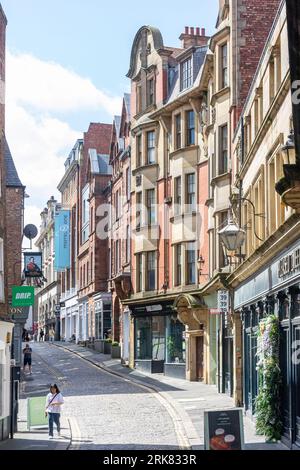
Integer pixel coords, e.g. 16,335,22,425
104,338,112,355
111,341,121,359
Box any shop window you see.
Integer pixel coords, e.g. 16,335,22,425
136,317,152,359
166,317,186,363
152,316,165,361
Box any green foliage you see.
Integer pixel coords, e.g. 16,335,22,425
112,341,119,347
255,314,282,441
104,338,112,343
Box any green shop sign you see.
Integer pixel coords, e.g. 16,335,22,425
12,286,35,307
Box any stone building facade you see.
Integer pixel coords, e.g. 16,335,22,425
36,197,61,338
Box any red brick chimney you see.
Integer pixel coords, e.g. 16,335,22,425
179,26,209,49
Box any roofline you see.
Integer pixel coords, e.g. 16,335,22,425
126,25,164,78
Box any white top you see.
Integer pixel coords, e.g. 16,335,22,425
45,392,64,413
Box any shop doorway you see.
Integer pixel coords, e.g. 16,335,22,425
280,318,300,448
196,335,204,381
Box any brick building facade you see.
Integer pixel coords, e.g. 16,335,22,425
107,94,131,362
77,123,112,341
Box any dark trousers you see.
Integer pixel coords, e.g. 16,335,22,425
48,413,60,436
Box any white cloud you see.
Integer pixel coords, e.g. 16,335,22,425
6,51,122,115
5,51,121,234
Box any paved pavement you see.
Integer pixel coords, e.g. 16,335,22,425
0,341,288,450
53,341,287,451
0,343,71,450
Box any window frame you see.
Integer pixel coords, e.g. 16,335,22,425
186,173,196,211
186,110,195,146
219,124,228,175
175,244,182,286
136,134,142,168
146,251,156,291
147,131,155,164
147,77,155,107
147,189,156,226
175,114,182,150
181,56,193,90
186,243,196,285
174,176,182,216
220,42,228,89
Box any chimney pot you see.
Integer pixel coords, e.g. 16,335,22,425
196,27,200,35
190,27,195,35
185,26,189,34
201,28,206,36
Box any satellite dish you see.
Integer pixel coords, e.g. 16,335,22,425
23,224,38,240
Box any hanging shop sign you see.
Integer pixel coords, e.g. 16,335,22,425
204,409,244,450
217,290,229,313
24,252,43,278
12,286,35,307
54,210,71,271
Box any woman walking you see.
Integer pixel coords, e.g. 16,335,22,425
45,384,64,439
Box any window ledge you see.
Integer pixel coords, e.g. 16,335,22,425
211,171,231,185
132,163,158,175
211,86,230,106
169,145,199,159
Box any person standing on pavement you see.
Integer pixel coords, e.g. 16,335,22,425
49,328,55,343
45,384,64,439
39,328,44,342
22,343,33,374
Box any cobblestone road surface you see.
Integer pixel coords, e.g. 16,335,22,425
29,342,179,450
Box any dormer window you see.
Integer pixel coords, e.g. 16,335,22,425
181,57,193,91
147,78,155,106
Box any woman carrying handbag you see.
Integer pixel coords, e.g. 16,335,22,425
45,384,64,439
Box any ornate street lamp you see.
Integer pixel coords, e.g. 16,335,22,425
282,131,295,165
218,220,246,253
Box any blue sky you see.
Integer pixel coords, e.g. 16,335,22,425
1,0,218,230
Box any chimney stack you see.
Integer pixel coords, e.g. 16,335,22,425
179,26,210,49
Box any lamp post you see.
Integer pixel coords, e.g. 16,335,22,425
282,131,295,165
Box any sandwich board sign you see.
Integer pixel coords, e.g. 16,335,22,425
27,396,48,430
204,409,244,450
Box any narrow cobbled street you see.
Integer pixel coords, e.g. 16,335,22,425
20,342,180,450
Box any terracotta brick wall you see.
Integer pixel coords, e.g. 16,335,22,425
236,0,281,121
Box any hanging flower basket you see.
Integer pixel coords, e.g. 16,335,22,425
255,314,282,441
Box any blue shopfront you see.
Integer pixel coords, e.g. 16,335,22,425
234,239,300,449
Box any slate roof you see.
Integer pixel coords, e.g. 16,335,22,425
5,138,24,187
89,149,112,175
124,93,131,119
